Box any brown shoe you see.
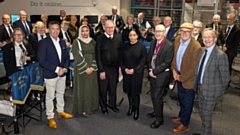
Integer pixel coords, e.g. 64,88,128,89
172,123,190,133
48,118,57,129
57,112,73,119
171,117,181,123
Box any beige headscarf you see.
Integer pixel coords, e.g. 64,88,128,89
78,25,92,44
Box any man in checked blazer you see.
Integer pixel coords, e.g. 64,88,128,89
192,28,230,135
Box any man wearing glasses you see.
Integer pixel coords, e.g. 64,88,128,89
192,28,230,135
192,20,204,47
171,23,202,133
96,20,122,115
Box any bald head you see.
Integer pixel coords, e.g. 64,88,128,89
164,16,172,28
212,14,220,25
2,14,11,25
20,10,27,21
138,12,144,22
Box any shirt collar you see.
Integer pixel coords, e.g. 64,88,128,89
180,38,191,45
104,32,113,38
50,36,60,42
15,41,24,46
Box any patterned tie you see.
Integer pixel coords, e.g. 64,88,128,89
8,25,12,36
24,21,30,35
197,49,208,85
65,32,71,43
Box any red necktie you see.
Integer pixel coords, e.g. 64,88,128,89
155,37,166,53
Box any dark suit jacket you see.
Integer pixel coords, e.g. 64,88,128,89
171,36,202,89
3,42,35,77
38,36,69,79
205,23,223,46
148,38,174,87
13,20,33,38
28,33,48,61
196,45,230,101
95,24,105,37
59,30,73,44
0,24,15,44
166,27,176,43
196,33,204,47
108,14,125,31
221,25,240,57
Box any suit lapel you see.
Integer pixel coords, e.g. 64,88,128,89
48,36,60,63
204,45,217,74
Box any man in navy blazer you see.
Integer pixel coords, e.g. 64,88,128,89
163,16,176,43
13,10,33,39
38,21,72,129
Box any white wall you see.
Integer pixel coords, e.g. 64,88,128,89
0,0,120,21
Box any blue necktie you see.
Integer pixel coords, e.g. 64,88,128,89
197,49,208,85
8,25,12,36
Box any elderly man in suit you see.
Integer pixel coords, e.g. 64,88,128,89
147,24,174,128
137,12,151,29
171,23,202,133
163,16,176,43
38,21,72,129
108,6,125,33
205,14,223,46
192,28,230,135
192,20,204,47
0,14,15,48
220,13,240,76
13,10,33,39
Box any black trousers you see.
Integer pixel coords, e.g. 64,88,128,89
98,66,118,109
150,78,165,121
128,94,140,110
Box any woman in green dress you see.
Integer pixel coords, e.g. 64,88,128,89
72,25,98,116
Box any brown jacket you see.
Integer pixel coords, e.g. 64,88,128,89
171,36,202,89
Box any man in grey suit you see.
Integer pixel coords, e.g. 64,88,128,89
193,28,230,135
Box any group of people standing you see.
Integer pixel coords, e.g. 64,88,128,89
0,6,238,135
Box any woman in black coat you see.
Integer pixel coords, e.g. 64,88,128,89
120,29,146,120
3,28,35,77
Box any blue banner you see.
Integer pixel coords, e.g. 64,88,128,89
11,68,30,104
27,62,44,90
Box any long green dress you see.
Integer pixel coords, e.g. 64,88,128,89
72,39,98,115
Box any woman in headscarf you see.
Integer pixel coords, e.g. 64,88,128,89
71,25,98,116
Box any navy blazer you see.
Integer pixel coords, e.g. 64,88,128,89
13,20,33,39
166,27,176,43
38,35,69,79
0,24,15,44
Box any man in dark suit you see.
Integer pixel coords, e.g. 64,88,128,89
96,20,122,115
192,28,230,135
192,20,204,47
171,23,202,133
13,10,33,39
55,10,67,24
147,24,174,128
164,16,176,43
220,13,240,76
59,20,73,45
38,21,72,129
0,14,15,48
108,6,125,33
41,14,48,28
205,14,223,46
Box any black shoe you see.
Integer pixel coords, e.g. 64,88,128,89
101,109,108,115
133,109,139,120
147,112,156,118
108,106,119,113
150,120,164,129
126,105,133,116
192,133,200,135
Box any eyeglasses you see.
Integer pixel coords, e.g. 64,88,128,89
155,30,165,33
202,36,214,39
105,27,114,29
14,34,23,37
193,26,202,29
180,30,191,33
